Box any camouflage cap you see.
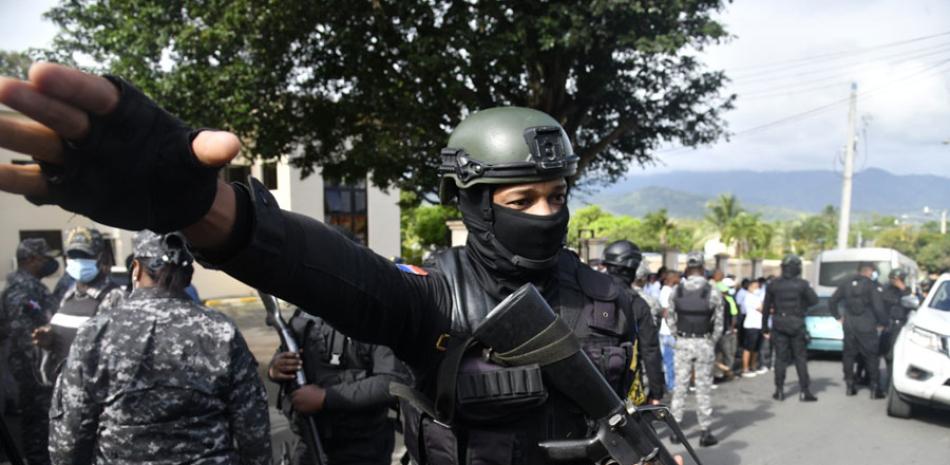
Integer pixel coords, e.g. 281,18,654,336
16,238,59,260
132,230,164,258
65,227,105,256
685,252,705,269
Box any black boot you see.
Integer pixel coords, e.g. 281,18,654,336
800,389,818,402
870,384,885,399
699,430,719,447
846,382,857,396
772,388,785,401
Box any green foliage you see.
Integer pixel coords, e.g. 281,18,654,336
705,193,742,233
400,191,459,264
570,206,698,253
788,205,838,256
45,0,734,198
0,50,31,80
916,234,950,274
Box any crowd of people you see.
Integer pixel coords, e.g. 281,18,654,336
0,64,925,465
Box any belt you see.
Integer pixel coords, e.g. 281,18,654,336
777,312,802,317
676,331,710,338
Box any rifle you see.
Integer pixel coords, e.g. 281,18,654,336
474,284,704,465
259,291,328,465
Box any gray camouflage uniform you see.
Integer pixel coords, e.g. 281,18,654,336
49,285,271,465
666,275,724,430
1,240,57,465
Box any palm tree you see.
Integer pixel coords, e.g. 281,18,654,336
705,194,743,236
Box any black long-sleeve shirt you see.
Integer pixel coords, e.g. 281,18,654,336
828,275,886,331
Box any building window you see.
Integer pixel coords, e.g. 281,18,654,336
19,230,64,257
262,161,279,190
222,165,251,183
324,178,368,245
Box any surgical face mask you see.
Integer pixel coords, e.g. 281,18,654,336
38,258,59,279
871,271,879,281
66,258,100,283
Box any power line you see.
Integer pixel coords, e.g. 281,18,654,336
655,58,950,154
732,41,950,86
737,52,950,100
728,30,950,74
735,57,950,137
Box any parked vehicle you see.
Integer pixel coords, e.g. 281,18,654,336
887,273,950,418
805,297,844,352
813,248,919,298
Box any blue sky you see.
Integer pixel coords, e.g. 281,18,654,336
2,0,948,177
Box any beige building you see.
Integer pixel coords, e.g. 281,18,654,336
0,105,401,299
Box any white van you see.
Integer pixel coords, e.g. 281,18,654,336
813,248,919,298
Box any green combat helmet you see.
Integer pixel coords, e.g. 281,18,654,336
438,107,579,204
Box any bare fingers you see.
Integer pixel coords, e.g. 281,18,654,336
0,163,48,197
0,117,64,164
192,130,242,167
0,77,90,140
29,62,119,116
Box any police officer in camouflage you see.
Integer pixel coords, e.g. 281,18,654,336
602,239,666,404
49,230,270,464
763,255,819,402
33,227,124,387
0,238,59,465
0,66,690,464
880,269,912,388
829,262,887,399
667,253,723,447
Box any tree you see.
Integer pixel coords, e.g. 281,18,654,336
705,193,743,234
400,191,459,264
0,50,31,80
45,0,734,199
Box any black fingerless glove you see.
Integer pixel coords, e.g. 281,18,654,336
26,76,221,233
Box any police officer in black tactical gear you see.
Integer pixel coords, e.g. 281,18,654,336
0,65,693,465
602,239,665,404
762,255,819,402
880,269,912,389
268,309,411,465
829,262,887,399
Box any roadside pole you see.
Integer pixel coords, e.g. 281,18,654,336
836,82,858,249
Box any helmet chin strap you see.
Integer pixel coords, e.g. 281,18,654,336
488,233,560,270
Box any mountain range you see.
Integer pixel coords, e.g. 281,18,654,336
573,168,950,220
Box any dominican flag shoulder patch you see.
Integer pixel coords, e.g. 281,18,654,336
396,264,429,276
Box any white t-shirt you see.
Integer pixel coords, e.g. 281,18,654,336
658,285,674,336
742,290,764,329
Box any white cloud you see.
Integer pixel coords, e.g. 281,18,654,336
652,0,950,176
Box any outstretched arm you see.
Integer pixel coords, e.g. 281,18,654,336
0,63,451,367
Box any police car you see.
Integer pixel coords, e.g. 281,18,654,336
887,273,950,418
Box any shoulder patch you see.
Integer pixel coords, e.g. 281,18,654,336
397,264,429,276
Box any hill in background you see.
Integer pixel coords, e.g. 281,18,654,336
575,168,950,220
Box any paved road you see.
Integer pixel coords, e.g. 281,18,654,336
661,355,950,465
10,303,940,464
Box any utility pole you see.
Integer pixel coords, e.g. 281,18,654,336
942,209,947,235
836,82,858,250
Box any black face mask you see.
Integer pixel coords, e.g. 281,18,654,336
38,258,59,278
458,186,568,300
491,204,569,266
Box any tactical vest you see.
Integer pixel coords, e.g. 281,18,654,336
845,278,871,317
41,280,118,386
672,283,714,336
282,310,388,439
400,248,635,465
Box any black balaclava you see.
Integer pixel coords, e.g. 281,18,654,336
458,185,569,300
606,264,638,286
